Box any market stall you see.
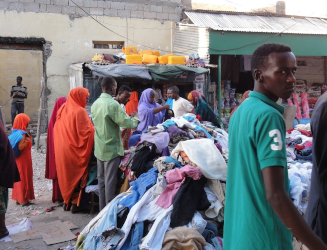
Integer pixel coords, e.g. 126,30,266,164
76,113,228,250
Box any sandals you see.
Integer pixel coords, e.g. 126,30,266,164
71,204,80,214
21,202,35,207
0,231,9,240
63,203,72,211
16,201,35,207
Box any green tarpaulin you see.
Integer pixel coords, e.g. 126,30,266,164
148,65,209,82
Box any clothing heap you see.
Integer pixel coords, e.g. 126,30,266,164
286,123,313,215
75,113,228,250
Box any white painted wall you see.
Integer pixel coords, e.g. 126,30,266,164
0,10,175,116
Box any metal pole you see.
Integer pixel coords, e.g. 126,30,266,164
218,55,222,127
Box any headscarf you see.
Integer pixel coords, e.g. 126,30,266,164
45,97,67,180
0,121,20,188
188,90,205,105
12,113,30,131
9,114,30,158
230,90,251,118
137,88,165,132
188,90,220,128
125,91,139,115
54,87,95,206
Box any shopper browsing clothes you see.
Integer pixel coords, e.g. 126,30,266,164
45,97,67,203
91,77,139,210
224,43,327,249
167,86,193,117
54,87,94,213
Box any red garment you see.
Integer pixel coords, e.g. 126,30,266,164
54,88,95,207
298,129,312,137
125,91,139,115
45,97,66,203
295,144,306,150
12,114,35,204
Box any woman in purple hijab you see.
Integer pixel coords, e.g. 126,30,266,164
137,88,170,132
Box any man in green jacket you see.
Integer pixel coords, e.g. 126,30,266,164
91,77,139,210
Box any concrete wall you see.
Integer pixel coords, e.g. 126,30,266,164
0,49,43,124
0,0,181,121
0,0,183,22
295,56,325,86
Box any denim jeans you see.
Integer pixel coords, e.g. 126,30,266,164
11,102,24,125
83,193,125,250
96,226,125,250
121,222,144,250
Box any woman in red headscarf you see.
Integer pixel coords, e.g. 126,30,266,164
54,88,94,213
125,91,139,115
45,97,67,203
10,114,35,206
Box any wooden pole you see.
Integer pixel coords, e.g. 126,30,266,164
36,77,44,150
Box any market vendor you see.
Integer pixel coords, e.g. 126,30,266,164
224,43,327,250
187,90,220,127
91,77,140,210
168,86,193,117
114,85,135,150
137,88,170,132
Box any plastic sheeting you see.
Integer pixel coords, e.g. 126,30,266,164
148,65,209,82
85,64,152,80
85,64,209,82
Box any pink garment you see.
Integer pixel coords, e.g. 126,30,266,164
293,94,303,119
166,165,202,183
301,93,310,118
156,165,202,209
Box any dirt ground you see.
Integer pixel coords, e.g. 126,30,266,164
0,147,96,250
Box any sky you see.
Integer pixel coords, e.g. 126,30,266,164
192,0,327,17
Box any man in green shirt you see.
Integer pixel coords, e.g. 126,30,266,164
224,43,327,250
91,77,139,210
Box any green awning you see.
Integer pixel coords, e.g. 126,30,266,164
209,31,327,56
148,65,209,82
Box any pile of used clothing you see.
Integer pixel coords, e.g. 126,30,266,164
286,123,312,215
75,113,228,250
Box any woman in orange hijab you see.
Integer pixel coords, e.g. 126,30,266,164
54,87,94,213
125,91,139,115
9,114,35,206
230,90,251,118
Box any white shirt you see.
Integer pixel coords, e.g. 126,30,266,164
172,97,193,117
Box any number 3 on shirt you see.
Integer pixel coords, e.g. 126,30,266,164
269,129,282,151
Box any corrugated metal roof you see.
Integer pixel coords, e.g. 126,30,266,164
185,11,327,35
